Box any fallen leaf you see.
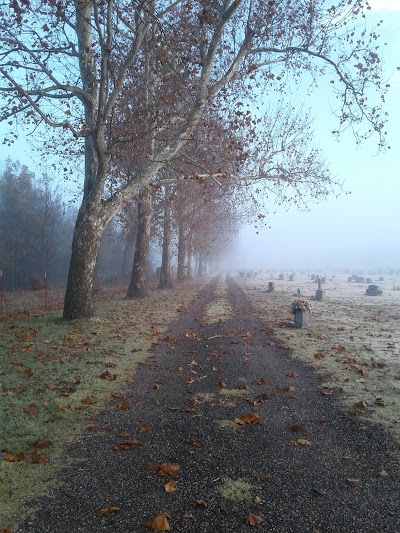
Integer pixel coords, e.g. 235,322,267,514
140,423,149,432
3,452,26,462
253,496,263,505
185,438,202,447
288,438,313,446
116,401,130,410
346,478,360,486
23,367,33,377
287,372,299,378
164,480,176,492
236,413,261,425
117,431,130,437
313,351,325,359
218,378,226,389
290,423,304,433
246,512,262,526
31,454,49,464
192,499,207,508
82,395,95,405
248,394,268,406
378,468,388,478
146,463,180,477
30,440,52,448
99,506,120,515
374,397,385,406
21,404,38,415
86,425,103,432
99,371,117,381
105,361,117,368
320,387,333,396
273,388,282,396
319,416,326,424
286,386,296,393
112,439,141,451
253,378,266,385
143,513,171,531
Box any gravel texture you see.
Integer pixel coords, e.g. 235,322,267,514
16,275,400,532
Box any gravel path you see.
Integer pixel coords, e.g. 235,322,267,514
17,275,400,532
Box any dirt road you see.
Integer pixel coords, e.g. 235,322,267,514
17,275,400,532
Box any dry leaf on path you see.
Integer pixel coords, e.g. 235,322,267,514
146,463,180,477
288,438,313,446
112,439,141,451
235,413,261,425
246,512,262,526
143,513,171,531
99,506,120,515
164,480,176,492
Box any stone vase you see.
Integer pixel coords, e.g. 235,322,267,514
293,310,309,328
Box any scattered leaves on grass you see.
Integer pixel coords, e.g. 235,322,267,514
246,512,262,526
143,513,171,531
112,439,141,451
235,413,261,425
99,506,120,515
146,463,180,477
164,480,176,493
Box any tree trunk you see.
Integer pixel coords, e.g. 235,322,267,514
186,236,193,281
121,225,137,279
63,201,106,319
158,185,173,289
198,254,205,277
176,223,186,283
126,187,152,299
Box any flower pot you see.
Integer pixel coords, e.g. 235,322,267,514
293,310,309,328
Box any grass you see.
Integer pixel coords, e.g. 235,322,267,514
216,478,253,502
0,282,205,529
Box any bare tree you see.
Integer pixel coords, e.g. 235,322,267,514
0,0,387,318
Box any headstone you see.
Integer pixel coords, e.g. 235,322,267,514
356,276,365,283
315,289,325,301
289,275,294,281
311,274,315,280
366,277,372,283
293,310,309,328
317,279,322,290
366,284,382,296
379,276,384,281
347,276,353,282
321,277,326,284
268,282,275,292
279,274,284,280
